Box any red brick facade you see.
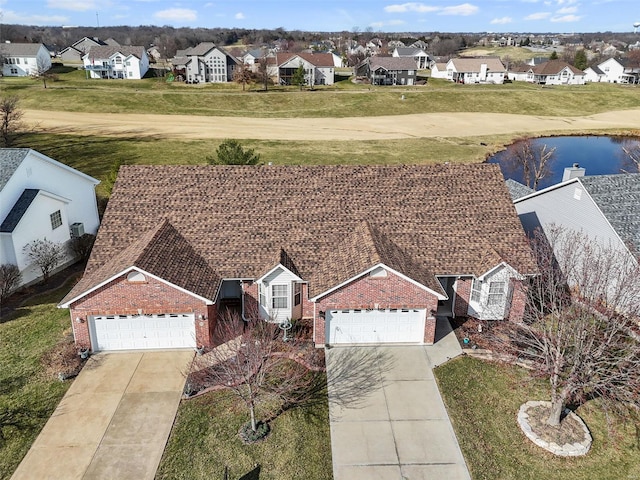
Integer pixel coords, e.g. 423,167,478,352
508,278,527,322
69,273,216,351
454,277,472,317
313,269,440,345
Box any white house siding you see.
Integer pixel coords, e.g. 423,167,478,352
258,265,303,322
540,69,585,85
514,181,630,258
0,150,100,286
314,66,334,85
584,68,603,83
598,58,629,83
466,265,515,320
2,44,51,77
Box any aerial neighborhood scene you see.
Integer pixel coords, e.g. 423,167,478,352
1,0,640,478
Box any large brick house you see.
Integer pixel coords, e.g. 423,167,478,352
59,164,536,352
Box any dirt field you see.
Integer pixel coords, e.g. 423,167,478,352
26,108,640,141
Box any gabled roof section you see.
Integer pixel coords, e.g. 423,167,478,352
579,174,640,254
368,56,417,71
450,57,506,73
0,148,100,190
0,189,39,232
531,59,583,76
505,178,534,201
276,52,335,67
0,149,30,190
395,47,426,56
61,219,221,305
186,42,217,56
67,164,537,306
84,45,146,60
0,43,45,56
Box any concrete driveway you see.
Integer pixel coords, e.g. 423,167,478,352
11,350,193,480
326,318,470,480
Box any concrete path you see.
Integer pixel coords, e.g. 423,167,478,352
327,318,470,480
11,350,193,480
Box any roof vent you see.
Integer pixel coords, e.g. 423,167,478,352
562,163,586,182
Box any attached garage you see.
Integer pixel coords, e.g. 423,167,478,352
326,308,426,345
90,313,196,351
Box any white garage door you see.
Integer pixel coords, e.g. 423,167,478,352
327,308,426,344
90,313,196,351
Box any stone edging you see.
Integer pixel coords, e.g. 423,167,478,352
517,400,592,456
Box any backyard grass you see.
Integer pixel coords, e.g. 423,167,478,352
155,388,332,480
435,356,640,480
2,70,639,118
0,286,76,480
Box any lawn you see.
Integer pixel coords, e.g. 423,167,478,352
434,356,640,480
155,388,333,480
0,285,76,480
2,69,639,118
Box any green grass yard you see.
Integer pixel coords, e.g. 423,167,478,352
435,356,640,480
0,287,75,480
155,389,333,480
2,70,639,118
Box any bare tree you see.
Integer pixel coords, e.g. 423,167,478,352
34,55,54,88
22,238,65,283
507,226,640,427
0,96,26,147
190,311,323,436
505,139,555,190
256,55,270,91
622,144,640,173
233,62,253,91
0,264,22,303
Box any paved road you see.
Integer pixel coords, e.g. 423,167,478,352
326,318,470,480
11,351,193,480
27,108,640,141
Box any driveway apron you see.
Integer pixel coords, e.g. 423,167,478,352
327,318,471,480
11,350,193,480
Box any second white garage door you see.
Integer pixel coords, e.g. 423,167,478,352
327,308,426,344
90,313,196,351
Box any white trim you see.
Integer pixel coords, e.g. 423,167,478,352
58,266,214,308
257,263,303,283
477,261,521,281
310,263,446,302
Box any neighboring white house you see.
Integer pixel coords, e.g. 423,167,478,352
444,57,506,84
176,42,239,83
392,47,432,69
511,167,640,309
429,62,449,79
273,53,335,86
1,43,51,77
526,60,585,85
0,149,100,287
83,45,149,79
584,65,605,83
592,57,635,84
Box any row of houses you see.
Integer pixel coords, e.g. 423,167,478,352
3,147,636,353
431,56,639,85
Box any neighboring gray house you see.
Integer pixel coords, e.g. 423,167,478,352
177,42,240,83
356,57,418,85
1,43,51,77
59,37,106,63
392,47,432,69
512,166,639,272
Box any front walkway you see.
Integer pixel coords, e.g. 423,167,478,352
326,317,470,480
11,350,193,480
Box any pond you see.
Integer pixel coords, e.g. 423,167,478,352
487,136,640,190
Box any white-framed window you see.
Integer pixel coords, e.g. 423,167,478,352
488,281,506,306
294,283,301,306
258,283,266,307
50,210,62,230
271,284,288,309
471,279,482,303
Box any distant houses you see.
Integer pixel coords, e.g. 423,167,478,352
83,45,149,80
1,43,51,77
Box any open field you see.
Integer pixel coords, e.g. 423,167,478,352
435,356,640,480
2,70,640,118
460,46,552,62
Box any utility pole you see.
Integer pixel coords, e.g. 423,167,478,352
96,12,100,28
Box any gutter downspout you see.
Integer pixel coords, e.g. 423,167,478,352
241,281,250,323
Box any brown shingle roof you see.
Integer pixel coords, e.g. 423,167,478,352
84,45,145,60
276,52,335,67
531,59,584,76
62,164,536,304
368,56,417,71
449,57,506,73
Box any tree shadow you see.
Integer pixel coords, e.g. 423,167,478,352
238,464,261,480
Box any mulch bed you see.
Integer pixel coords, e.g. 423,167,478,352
526,403,588,446
450,316,513,351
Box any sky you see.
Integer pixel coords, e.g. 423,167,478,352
0,0,638,33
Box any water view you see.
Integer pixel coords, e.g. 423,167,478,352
488,136,640,190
